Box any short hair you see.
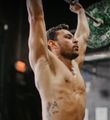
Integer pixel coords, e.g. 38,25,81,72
47,24,75,50
47,24,69,41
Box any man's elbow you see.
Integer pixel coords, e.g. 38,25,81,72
83,30,90,42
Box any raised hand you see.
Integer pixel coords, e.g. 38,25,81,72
69,1,84,14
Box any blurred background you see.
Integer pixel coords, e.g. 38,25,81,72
0,0,110,120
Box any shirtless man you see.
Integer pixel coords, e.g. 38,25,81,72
26,0,90,120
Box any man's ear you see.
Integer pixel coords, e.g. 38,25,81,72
48,40,58,49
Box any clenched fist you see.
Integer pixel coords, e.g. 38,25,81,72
69,1,84,14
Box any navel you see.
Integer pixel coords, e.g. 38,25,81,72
65,79,70,83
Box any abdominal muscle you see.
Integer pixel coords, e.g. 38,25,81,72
41,83,86,120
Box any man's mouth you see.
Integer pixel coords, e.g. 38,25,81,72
73,46,78,51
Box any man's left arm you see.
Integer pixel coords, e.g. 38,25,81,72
70,2,90,68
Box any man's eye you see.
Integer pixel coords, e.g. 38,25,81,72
65,35,72,39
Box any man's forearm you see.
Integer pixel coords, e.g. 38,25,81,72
26,0,44,18
74,9,90,39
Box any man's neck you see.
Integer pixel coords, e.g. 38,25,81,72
58,55,73,71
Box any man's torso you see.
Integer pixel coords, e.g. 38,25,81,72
32,52,86,120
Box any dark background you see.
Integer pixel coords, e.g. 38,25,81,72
0,0,102,120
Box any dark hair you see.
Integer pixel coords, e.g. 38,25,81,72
47,24,69,41
47,24,75,50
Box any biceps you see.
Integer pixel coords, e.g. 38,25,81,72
28,47,48,70
29,37,48,63
29,16,47,42
75,40,87,67
28,16,49,64
79,40,87,57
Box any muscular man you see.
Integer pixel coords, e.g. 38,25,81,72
26,0,90,120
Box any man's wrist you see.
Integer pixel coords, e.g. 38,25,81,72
78,8,85,14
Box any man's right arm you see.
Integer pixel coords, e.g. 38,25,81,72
26,0,49,69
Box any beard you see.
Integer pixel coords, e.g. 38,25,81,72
57,41,79,60
60,50,79,60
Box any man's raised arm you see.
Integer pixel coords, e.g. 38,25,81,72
70,2,90,68
26,0,49,69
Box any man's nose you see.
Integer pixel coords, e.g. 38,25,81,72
72,39,78,44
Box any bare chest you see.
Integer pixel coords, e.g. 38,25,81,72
51,63,86,94
35,58,86,97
